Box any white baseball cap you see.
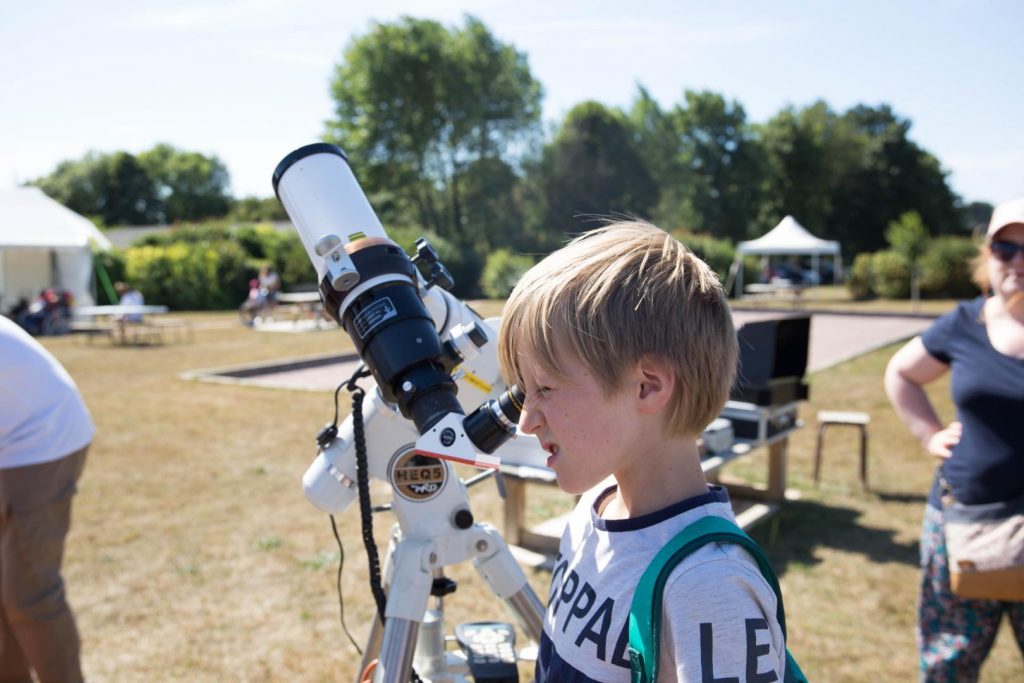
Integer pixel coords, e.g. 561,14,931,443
988,197,1024,240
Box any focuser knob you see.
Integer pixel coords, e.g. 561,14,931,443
426,262,454,291
412,238,440,266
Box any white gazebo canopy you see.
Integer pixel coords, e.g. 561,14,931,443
0,187,112,311
729,215,841,296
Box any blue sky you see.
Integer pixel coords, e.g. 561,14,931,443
2,0,1021,206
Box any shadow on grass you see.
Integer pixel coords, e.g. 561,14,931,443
873,491,928,504
747,499,919,575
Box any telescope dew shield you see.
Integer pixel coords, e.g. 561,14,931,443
273,143,388,293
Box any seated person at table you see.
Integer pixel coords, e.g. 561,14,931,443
113,281,144,322
239,278,269,326
258,265,281,305
497,220,787,682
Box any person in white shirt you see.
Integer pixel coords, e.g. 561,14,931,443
0,315,93,683
114,280,145,322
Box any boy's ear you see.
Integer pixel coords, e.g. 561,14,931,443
632,355,676,414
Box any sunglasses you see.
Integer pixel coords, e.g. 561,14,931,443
990,240,1024,263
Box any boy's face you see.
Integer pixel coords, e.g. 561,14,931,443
515,343,639,495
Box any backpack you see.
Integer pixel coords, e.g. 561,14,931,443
627,516,808,683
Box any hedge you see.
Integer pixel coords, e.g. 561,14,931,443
481,249,535,299
844,236,980,300
124,241,250,310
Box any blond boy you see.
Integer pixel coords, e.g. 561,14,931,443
499,221,786,682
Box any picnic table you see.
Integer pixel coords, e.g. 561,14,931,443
743,282,808,307
498,409,801,561
72,305,191,345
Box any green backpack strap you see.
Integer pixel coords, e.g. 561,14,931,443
627,516,808,683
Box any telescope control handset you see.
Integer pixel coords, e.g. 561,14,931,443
273,143,523,466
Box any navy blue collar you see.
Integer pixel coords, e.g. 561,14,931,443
591,484,731,532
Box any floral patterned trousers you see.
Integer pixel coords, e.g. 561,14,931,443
918,504,1024,682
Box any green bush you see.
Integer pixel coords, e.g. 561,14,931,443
871,250,910,299
847,252,875,300
919,237,979,299
132,222,234,247
125,241,250,310
481,249,535,299
276,235,317,288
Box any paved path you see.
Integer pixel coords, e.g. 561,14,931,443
190,310,936,392
731,310,933,373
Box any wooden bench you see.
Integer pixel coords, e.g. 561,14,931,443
70,320,116,344
146,317,194,343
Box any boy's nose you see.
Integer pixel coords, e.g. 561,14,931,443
518,405,542,435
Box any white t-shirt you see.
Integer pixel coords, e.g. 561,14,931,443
119,289,145,321
0,316,94,469
535,484,786,682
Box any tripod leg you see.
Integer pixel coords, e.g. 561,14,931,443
471,525,545,644
372,538,436,683
356,615,385,683
374,619,420,683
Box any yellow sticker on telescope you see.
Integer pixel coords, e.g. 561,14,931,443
348,231,366,241
460,371,492,394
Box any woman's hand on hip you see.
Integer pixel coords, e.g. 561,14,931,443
925,421,962,459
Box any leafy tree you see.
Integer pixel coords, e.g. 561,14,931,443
673,91,766,241
33,145,233,226
756,102,851,237
628,89,765,241
32,151,162,226
627,87,687,227
524,101,658,245
454,157,530,251
137,144,231,222
757,102,962,257
829,104,961,254
228,196,288,222
964,201,993,235
886,210,929,309
481,248,535,299
325,15,542,248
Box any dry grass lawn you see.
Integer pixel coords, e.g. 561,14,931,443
39,303,1022,682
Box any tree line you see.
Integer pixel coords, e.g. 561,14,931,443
32,15,989,264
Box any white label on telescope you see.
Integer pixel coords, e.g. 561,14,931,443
353,297,398,339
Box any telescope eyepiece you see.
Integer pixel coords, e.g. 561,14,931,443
462,385,524,454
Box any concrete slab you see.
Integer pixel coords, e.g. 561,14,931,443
184,310,936,393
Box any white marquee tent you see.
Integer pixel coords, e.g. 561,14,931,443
728,215,841,296
0,187,112,312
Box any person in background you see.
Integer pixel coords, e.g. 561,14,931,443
885,197,1024,681
0,315,93,683
258,265,281,306
114,281,144,323
238,278,268,326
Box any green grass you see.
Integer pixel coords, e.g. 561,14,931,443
44,304,1021,681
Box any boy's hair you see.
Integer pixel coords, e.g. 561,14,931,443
498,220,738,438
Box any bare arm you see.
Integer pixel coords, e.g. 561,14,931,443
884,336,961,458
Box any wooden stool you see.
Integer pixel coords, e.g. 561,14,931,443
814,410,870,490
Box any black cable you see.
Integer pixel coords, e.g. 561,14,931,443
330,514,362,656
350,380,389,623
338,363,422,682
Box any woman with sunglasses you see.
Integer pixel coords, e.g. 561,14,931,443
885,197,1024,682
